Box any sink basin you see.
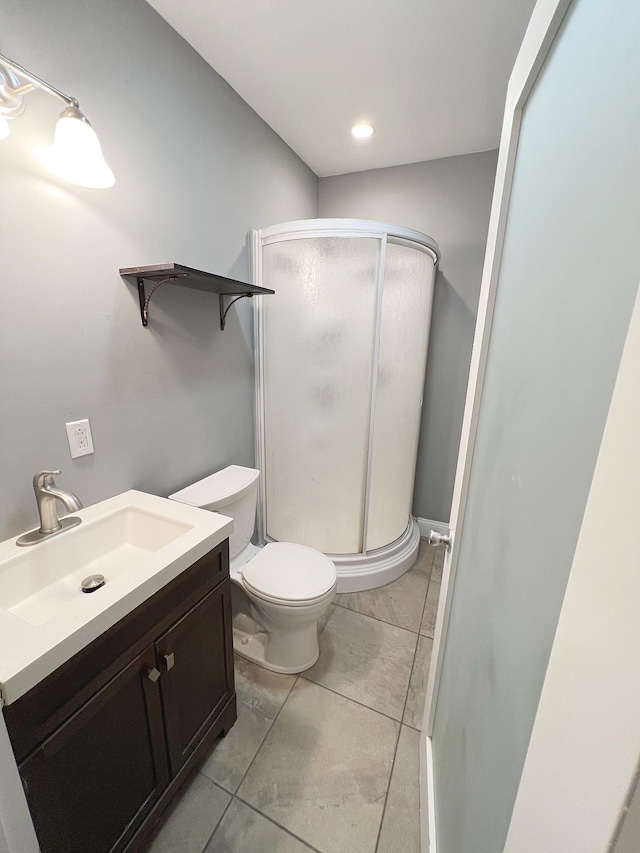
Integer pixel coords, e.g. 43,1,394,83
0,489,233,704
0,507,192,626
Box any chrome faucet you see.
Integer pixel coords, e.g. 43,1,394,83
34,470,83,533
16,470,83,546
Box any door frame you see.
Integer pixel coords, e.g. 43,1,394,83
419,0,573,847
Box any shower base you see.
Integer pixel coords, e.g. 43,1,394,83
264,518,421,594
331,519,421,593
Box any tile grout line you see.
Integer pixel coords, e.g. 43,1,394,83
396,557,444,732
372,550,435,851
227,672,324,851
236,674,406,853
199,785,235,853
333,544,436,635
398,569,432,730
201,779,321,853
297,674,409,728
334,598,424,635
329,598,423,640
373,717,403,853
310,550,433,728
202,543,440,852
233,792,323,853
233,670,300,794
200,668,300,849
420,575,440,641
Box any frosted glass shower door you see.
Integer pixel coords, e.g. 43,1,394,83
262,237,380,554
366,241,435,551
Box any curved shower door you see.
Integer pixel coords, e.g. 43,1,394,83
254,219,439,588
261,235,380,554
365,239,435,551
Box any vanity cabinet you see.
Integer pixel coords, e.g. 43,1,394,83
19,644,169,853
3,540,236,853
157,583,231,776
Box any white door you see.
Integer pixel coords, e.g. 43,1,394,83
421,0,640,850
504,281,640,849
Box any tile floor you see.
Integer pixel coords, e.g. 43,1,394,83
147,539,444,853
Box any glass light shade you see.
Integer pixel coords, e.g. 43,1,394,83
0,114,10,140
351,123,375,138
42,109,115,188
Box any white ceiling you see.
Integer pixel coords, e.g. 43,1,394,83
147,0,537,177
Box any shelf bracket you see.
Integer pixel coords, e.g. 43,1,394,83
137,276,178,327
121,264,272,329
219,293,253,331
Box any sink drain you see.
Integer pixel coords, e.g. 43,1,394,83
81,574,106,593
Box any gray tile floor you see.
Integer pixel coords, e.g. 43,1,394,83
148,539,444,853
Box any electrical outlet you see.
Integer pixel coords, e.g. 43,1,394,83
65,419,95,458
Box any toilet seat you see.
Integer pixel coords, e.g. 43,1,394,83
241,542,336,605
169,464,337,673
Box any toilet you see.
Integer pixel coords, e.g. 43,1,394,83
169,465,337,674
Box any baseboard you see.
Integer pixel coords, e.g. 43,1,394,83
420,734,437,853
417,517,449,538
417,517,444,850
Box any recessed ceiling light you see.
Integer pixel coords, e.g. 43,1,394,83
351,123,375,139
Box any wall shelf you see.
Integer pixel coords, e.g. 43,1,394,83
119,263,274,330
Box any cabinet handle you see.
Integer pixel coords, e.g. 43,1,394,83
146,667,161,683
163,652,175,671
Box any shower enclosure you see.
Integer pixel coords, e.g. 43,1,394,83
251,220,439,591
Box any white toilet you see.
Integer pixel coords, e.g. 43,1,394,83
170,465,337,674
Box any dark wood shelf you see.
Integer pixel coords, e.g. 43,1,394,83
119,263,274,329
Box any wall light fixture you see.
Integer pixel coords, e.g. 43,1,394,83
0,53,115,189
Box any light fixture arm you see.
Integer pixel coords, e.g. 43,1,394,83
0,52,115,188
0,53,79,111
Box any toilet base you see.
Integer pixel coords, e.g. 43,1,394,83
229,563,336,675
232,624,320,674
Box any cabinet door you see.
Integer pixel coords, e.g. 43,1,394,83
20,645,168,853
156,578,234,775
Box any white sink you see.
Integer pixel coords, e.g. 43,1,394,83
0,507,192,626
0,490,233,704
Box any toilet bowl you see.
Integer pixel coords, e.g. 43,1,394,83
170,466,336,674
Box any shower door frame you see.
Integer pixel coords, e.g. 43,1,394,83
250,219,440,590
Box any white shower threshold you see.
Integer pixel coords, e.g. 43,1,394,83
330,519,421,593
261,519,421,593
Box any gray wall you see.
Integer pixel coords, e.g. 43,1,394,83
319,151,498,522
0,0,318,540
431,0,640,850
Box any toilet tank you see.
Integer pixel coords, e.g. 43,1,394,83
169,465,260,561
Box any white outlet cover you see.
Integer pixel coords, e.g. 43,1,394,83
65,419,95,458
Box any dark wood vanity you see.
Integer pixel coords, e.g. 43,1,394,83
3,539,236,853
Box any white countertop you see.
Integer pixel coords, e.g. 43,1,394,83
0,490,233,704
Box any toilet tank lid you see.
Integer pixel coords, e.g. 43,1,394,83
169,465,260,510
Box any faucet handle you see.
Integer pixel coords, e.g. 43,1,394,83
33,470,62,489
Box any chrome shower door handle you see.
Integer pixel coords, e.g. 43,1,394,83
428,529,452,552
